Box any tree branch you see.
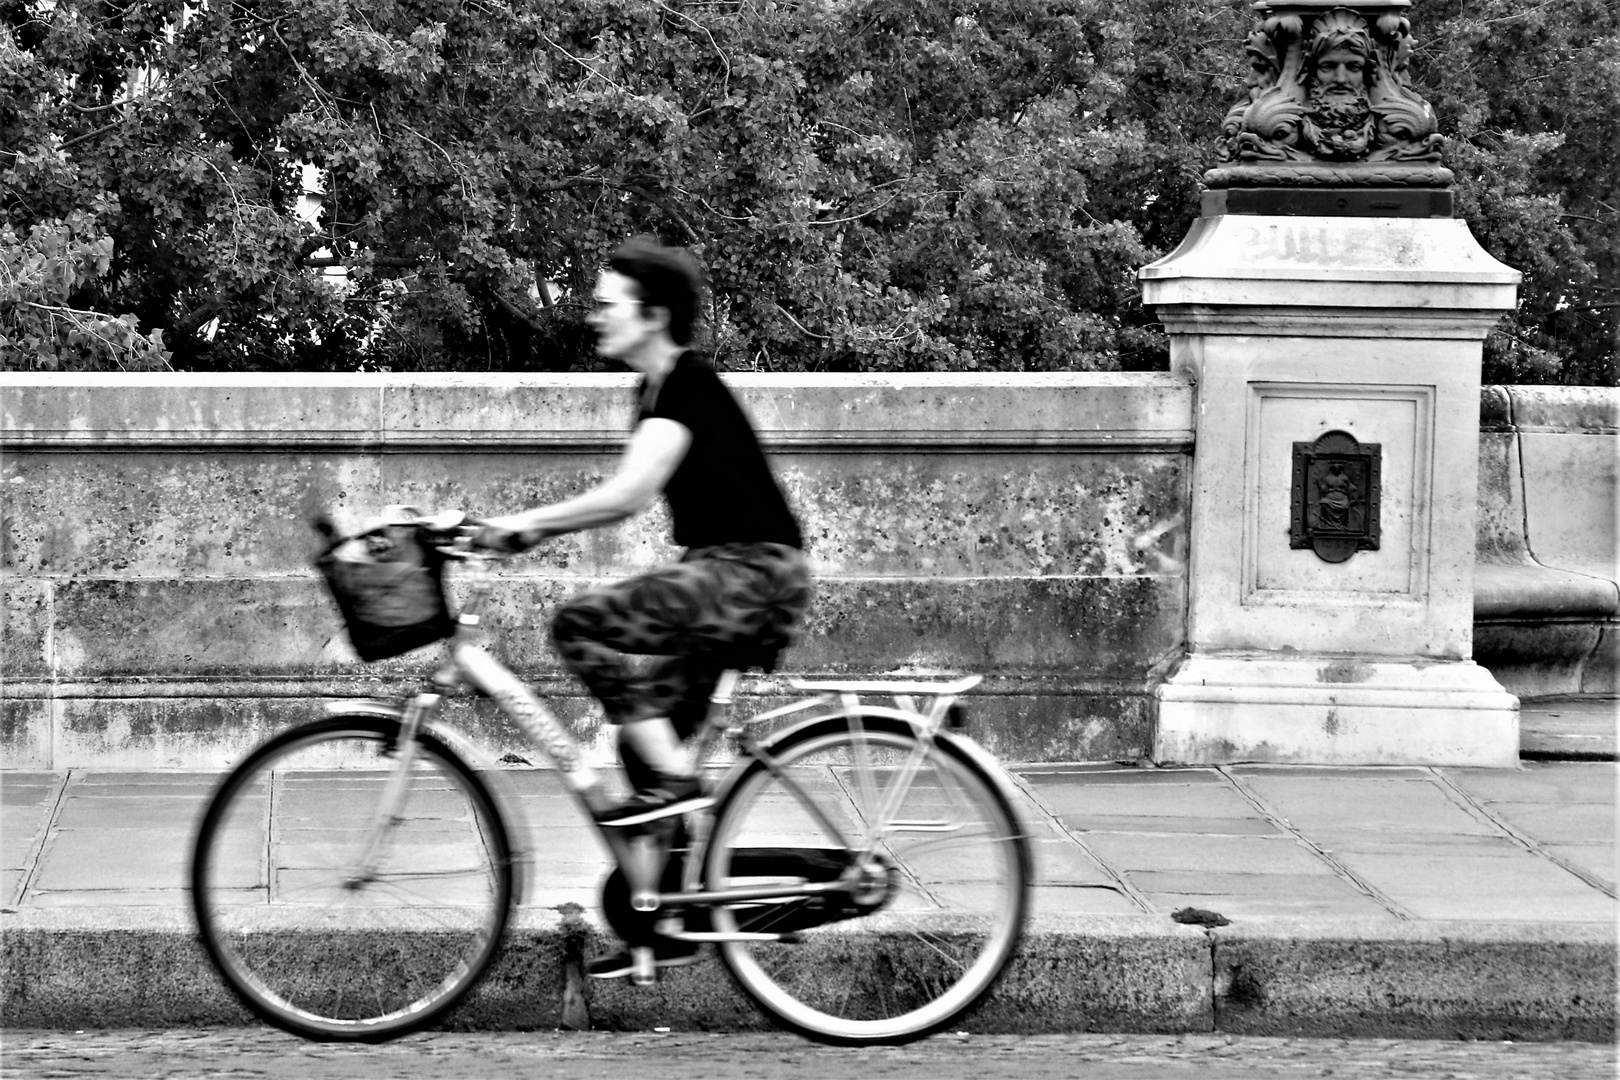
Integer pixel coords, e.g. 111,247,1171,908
68,97,141,114
59,122,123,152
490,289,547,331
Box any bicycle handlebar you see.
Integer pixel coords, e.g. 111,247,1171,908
313,506,516,561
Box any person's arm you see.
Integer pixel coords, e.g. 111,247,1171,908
479,418,691,550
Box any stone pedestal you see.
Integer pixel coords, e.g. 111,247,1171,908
1141,212,1522,765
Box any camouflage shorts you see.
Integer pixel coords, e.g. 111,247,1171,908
549,542,811,733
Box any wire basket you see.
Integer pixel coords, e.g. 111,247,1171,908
316,522,455,662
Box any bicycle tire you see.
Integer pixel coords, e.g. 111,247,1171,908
703,714,1030,1045
191,714,513,1041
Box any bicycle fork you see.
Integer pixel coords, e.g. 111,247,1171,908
346,692,438,888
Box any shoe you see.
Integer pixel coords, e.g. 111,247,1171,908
595,776,713,828
585,940,703,980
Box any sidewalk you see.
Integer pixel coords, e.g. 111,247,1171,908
2,701,1615,1040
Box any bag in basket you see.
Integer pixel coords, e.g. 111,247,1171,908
316,522,455,662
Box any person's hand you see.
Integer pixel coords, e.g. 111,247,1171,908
473,522,529,553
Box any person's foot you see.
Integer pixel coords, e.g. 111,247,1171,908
595,775,712,827
585,939,703,980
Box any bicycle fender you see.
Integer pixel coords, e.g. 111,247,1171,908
720,708,1030,841
754,705,929,745
321,699,403,722
707,706,926,800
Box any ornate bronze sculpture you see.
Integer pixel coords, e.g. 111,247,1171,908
1207,0,1450,192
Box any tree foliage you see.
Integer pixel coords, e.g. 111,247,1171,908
2,0,1613,381
1416,0,1619,385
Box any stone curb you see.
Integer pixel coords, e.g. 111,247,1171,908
2,910,1612,1042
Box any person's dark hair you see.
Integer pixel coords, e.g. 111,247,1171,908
607,235,703,346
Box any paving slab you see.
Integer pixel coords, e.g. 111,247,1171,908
1326,851,1619,922
1449,761,1618,803
1083,833,1341,878
1029,884,1145,916
0,775,59,805
1027,771,1266,821
1,774,62,884
0,870,23,908
1542,844,1618,888
24,889,192,909
1308,831,1525,854
31,828,193,892
1074,815,1284,836
1482,802,1616,844
1228,771,1499,836
1027,836,1119,886
1141,892,1395,922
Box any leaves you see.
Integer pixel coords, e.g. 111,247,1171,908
0,199,172,370
1,0,1612,380
1412,0,1619,383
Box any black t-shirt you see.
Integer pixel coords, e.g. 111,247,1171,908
637,352,803,550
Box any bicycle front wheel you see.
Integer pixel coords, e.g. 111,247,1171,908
191,715,513,1041
704,715,1030,1045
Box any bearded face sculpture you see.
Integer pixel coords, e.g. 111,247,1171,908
1212,2,1445,176
1303,39,1375,160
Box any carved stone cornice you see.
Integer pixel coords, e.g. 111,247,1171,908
1204,163,1453,188
1208,0,1448,188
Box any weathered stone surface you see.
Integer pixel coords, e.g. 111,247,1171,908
0,908,1215,1035
2,374,1189,765
968,916,1214,1033
1474,623,1607,700
15,908,1609,1040
1472,385,1620,696
1,378,382,447
3,447,1185,582
1,453,377,577
1474,429,1526,565
1212,920,1617,1041
46,578,340,677
4,375,1611,766
1139,215,1520,316
1508,385,1620,433
1,676,1159,771
1,577,50,676
0,372,1194,448
0,700,50,773
1518,430,1620,582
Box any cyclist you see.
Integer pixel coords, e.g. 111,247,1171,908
477,237,811,972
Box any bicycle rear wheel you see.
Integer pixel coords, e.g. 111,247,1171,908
703,715,1030,1045
191,714,513,1041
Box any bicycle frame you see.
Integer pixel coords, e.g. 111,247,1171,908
323,547,997,952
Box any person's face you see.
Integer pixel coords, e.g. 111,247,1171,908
587,271,665,367
1314,48,1366,94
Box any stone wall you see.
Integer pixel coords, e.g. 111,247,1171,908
1475,386,1619,698
1,374,1193,768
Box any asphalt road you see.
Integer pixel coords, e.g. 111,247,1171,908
2,1029,1614,1080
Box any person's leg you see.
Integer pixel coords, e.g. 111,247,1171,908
561,548,809,975
551,546,810,825
550,563,725,824
617,715,691,783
